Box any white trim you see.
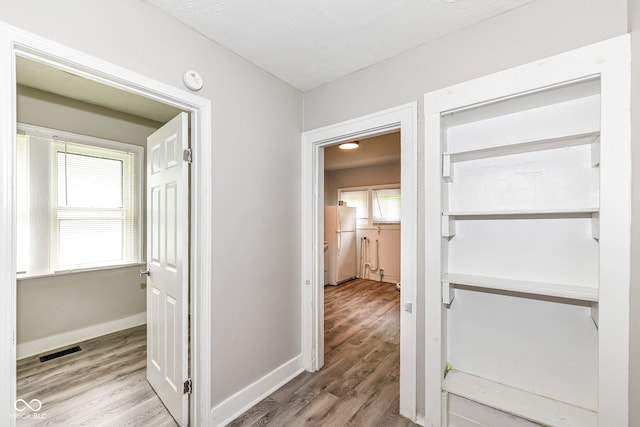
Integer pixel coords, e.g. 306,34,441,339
210,354,304,426
301,102,418,420
17,312,146,360
0,22,213,427
423,35,630,426
18,123,144,153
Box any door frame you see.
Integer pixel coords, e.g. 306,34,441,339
301,102,418,420
0,22,213,426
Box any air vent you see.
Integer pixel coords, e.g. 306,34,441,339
39,346,81,362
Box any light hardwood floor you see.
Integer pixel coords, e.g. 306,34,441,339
16,325,177,427
228,279,418,427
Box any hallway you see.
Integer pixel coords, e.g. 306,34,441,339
229,279,418,426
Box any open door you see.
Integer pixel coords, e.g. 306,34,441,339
144,112,190,426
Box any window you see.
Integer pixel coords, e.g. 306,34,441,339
372,188,401,223
338,184,401,226
338,190,368,225
17,125,143,276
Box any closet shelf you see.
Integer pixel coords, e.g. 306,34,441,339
444,370,597,427
443,131,600,163
443,273,599,302
443,207,598,218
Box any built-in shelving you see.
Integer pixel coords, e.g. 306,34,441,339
441,210,600,240
426,36,631,426
443,131,600,163
442,273,598,304
442,131,600,181
443,370,597,427
443,207,598,217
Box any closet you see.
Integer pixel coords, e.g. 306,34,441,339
424,35,630,426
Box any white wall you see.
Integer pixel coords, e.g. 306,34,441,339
325,162,400,205
17,85,162,145
628,1,640,425
16,86,159,357
304,0,628,417
0,0,302,410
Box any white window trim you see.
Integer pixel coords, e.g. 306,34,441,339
17,123,144,278
338,183,401,227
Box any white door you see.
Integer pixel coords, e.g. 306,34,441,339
145,112,190,426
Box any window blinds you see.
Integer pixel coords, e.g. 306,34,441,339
17,127,142,276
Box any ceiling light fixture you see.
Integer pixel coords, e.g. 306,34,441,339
339,141,359,150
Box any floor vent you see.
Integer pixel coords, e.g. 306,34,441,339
39,346,81,362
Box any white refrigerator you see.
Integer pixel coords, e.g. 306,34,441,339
324,205,357,285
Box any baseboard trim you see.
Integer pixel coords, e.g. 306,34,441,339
17,312,146,359
211,353,305,426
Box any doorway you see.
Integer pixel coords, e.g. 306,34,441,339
0,24,213,426
301,103,418,420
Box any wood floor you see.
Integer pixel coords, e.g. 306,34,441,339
229,279,418,427
16,325,177,427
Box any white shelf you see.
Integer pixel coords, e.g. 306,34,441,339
444,370,597,427
443,273,598,302
444,131,600,163
444,207,598,217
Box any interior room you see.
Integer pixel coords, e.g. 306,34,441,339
14,57,186,425
324,133,401,287
2,1,640,427
319,133,403,423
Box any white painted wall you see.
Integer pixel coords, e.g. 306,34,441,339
304,0,628,417
0,0,302,411
17,85,162,145
628,1,640,425
324,162,400,205
16,86,159,357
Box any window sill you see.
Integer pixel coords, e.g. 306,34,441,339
17,262,146,281
357,223,401,231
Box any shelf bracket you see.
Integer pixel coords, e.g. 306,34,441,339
591,213,599,241
442,154,453,182
441,214,456,238
591,302,599,329
591,136,600,168
442,281,455,305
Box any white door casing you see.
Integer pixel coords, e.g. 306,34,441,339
301,102,418,420
146,112,190,426
0,23,212,427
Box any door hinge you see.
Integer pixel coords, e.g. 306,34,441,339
183,378,193,394
183,148,193,164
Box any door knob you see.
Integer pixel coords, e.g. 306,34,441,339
140,268,151,277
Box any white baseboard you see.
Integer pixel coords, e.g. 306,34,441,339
17,312,146,359
211,354,304,426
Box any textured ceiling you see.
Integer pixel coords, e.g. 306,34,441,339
146,0,534,91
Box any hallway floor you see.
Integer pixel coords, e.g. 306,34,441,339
228,278,419,426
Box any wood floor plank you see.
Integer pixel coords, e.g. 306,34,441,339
229,279,419,426
16,325,177,427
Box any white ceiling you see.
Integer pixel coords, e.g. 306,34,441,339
146,0,534,91
16,56,182,124
324,132,400,171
